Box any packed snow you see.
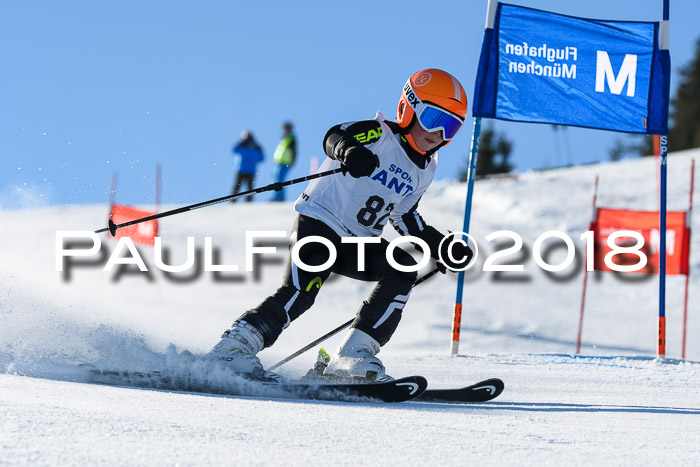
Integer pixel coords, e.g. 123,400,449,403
1,150,699,465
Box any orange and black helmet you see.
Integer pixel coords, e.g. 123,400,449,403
397,68,468,153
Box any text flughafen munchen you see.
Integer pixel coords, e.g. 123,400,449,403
505,42,578,79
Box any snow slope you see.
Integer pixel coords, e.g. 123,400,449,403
1,150,700,465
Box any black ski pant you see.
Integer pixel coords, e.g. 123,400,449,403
240,214,418,348
232,173,255,202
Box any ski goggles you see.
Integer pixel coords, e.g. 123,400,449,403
415,103,465,140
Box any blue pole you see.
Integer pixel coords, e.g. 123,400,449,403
658,0,670,359
659,136,668,358
450,117,482,356
449,0,497,356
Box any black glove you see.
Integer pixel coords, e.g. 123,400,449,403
341,145,380,178
438,236,474,272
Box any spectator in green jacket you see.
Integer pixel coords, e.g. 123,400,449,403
271,122,296,202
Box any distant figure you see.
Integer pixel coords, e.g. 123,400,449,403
271,122,297,202
231,130,264,202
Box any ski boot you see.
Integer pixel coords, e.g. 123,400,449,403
207,320,280,382
322,329,393,383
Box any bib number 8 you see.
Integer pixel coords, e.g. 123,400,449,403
357,195,394,230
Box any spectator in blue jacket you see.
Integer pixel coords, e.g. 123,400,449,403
231,131,264,202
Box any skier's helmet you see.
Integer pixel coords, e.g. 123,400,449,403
397,68,468,153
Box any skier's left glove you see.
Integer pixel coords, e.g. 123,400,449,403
341,145,380,178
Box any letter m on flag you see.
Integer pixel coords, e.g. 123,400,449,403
595,51,638,97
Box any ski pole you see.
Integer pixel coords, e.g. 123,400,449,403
94,167,344,236
268,265,443,371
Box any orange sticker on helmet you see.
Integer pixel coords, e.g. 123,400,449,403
414,72,432,87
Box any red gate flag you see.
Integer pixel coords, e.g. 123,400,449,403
591,208,689,275
109,204,158,246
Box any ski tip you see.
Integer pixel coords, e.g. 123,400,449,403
473,378,504,398
416,377,505,404
390,375,428,402
401,374,428,386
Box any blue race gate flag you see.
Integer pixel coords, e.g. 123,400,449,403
473,3,670,134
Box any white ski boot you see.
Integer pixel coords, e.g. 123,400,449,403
207,320,279,381
323,329,393,382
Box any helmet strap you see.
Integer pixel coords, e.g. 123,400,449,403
404,132,426,156
392,118,439,167
400,116,425,155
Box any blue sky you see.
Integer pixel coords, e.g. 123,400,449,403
1,0,697,209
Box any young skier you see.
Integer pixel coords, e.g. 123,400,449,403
208,68,473,382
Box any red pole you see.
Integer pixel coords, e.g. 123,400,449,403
575,257,589,355
576,175,599,354
682,159,694,359
682,272,690,360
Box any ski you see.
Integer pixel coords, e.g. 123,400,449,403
299,350,504,404
80,365,427,403
415,378,504,403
